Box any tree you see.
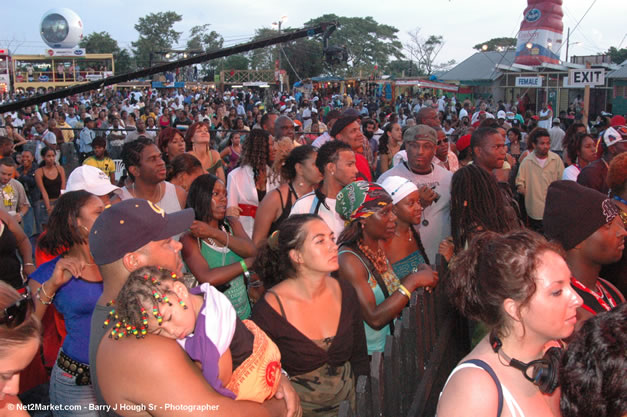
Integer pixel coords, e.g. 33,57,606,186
404,28,449,75
305,14,403,77
186,24,224,79
248,27,324,83
79,31,133,74
473,37,517,52
132,11,182,68
607,47,627,65
386,60,422,78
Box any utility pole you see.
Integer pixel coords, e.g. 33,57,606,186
565,27,570,63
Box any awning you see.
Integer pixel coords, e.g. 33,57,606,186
393,79,459,92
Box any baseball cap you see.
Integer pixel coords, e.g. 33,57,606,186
456,134,471,152
89,199,194,265
602,126,627,148
497,110,506,119
83,115,94,122
63,165,121,197
506,111,515,120
403,125,437,145
553,118,560,124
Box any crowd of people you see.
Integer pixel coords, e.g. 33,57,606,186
0,84,625,417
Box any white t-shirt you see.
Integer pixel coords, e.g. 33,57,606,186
290,192,344,240
378,163,453,263
562,164,580,181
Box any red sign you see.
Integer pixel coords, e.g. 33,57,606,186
0,49,7,55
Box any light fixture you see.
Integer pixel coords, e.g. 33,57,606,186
481,44,488,51
547,42,552,48
526,42,533,49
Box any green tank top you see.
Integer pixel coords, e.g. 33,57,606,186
198,238,251,320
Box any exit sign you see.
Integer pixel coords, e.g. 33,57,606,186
567,69,605,87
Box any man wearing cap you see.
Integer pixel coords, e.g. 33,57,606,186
577,126,627,195
88,199,295,417
331,111,372,181
312,110,341,149
79,115,96,162
378,125,452,263
548,117,565,158
544,181,625,328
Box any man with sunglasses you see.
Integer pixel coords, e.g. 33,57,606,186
578,126,627,195
432,127,459,173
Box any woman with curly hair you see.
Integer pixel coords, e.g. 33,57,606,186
252,214,368,416
157,127,186,166
186,122,225,183
377,122,402,174
226,129,277,238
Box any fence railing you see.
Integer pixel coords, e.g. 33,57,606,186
339,275,469,417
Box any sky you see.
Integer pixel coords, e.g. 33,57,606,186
2,0,626,67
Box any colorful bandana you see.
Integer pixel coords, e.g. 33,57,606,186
335,181,392,223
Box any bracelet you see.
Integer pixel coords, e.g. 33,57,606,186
239,259,248,273
24,262,35,267
36,286,54,305
280,368,290,380
40,282,55,300
397,284,411,299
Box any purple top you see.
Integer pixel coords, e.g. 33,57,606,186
184,286,236,399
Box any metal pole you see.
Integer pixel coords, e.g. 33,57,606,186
0,22,335,113
565,27,570,63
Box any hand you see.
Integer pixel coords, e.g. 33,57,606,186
438,237,454,262
516,184,526,195
274,373,302,417
418,185,437,208
50,257,87,289
405,265,438,293
505,153,516,167
46,206,53,215
189,220,219,239
226,206,242,218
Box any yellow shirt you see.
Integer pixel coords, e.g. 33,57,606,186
58,121,75,143
83,156,116,177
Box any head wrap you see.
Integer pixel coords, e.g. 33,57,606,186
335,181,392,223
544,180,620,250
379,176,418,205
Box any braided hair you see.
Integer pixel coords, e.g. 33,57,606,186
450,164,518,251
109,266,185,339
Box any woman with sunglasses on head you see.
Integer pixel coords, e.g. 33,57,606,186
437,230,583,417
0,282,41,417
27,191,105,417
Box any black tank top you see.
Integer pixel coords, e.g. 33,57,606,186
268,183,298,235
0,220,23,289
43,167,62,199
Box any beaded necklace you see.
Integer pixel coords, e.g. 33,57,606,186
357,240,388,275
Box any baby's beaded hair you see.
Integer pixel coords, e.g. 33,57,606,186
105,266,187,340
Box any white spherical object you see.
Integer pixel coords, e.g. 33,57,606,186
40,9,83,48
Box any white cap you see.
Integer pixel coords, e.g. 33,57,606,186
603,126,627,148
497,110,506,119
63,165,121,196
379,176,418,205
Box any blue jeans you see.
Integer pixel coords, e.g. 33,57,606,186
49,357,100,417
22,206,37,238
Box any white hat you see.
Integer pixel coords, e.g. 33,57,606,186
63,165,121,196
379,176,418,205
497,110,506,119
603,126,627,148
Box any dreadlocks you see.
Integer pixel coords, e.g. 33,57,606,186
450,164,519,252
106,266,185,340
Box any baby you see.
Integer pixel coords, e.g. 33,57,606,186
109,266,281,402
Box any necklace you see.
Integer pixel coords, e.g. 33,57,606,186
571,277,617,312
358,240,388,274
203,224,230,267
130,182,163,203
395,227,413,242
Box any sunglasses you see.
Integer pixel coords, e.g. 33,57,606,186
0,288,34,329
437,138,449,145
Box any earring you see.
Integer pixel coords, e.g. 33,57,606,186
179,300,188,310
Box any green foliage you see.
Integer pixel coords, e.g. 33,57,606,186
607,47,627,65
304,14,403,77
131,11,183,68
79,31,133,74
186,24,224,78
219,55,249,71
473,37,517,51
386,60,423,77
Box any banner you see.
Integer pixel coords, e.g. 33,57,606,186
46,48,86,57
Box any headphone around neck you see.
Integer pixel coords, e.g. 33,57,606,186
489,331,562,394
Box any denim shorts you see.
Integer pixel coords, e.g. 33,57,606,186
49,357,100,417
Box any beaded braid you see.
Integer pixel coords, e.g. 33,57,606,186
104,266,186,340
